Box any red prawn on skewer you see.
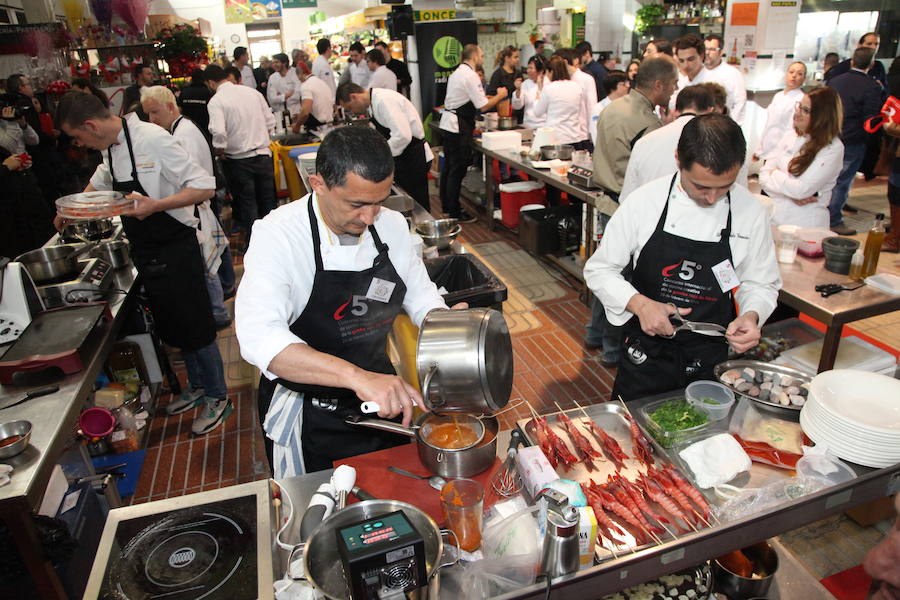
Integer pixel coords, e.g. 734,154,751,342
582,484,627,546
663,465,713,522
637,473,692,534
529,417,558,469
611,472,671,527
582,419,629,471
606,475,665,536
649,467,699,526
622,411,654,467
558,411,602,471
588,480,649,545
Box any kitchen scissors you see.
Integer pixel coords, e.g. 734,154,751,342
661,303,728,338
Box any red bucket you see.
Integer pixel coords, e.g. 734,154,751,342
80,407,115,438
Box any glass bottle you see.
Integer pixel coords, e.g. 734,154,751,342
107,341,148,386
861,213,886,278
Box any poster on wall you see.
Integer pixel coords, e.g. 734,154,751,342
414,19,477,117
283,0,317,7
225,0,282,24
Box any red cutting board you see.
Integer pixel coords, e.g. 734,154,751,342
335,442,501,526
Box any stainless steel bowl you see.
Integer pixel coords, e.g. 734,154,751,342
89,240,130,269
15,245,81,283
540,144,574,160
0,420,32,459
62,218,114,243
416,219,462,249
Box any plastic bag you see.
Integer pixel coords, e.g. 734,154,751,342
715,475,828,523
728,398,804,469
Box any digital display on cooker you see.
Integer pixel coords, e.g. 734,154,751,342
338,512,416,552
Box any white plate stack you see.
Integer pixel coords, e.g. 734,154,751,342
800,369,900,468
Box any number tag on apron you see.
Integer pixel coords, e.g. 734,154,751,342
711,259,740,293
365,277,396,303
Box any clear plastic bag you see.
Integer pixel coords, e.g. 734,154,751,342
728,398,804,469
715,475,828,522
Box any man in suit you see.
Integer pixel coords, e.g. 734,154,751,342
826,47,884,235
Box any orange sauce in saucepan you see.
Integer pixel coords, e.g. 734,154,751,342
425,416,479,449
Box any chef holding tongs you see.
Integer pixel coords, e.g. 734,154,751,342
584,115,781,400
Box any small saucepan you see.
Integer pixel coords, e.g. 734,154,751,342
540,144,574,161
347,412,498,478
89,240,131,269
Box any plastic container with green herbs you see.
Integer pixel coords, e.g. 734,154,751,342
639,397,711,448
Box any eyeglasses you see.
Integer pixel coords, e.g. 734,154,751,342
794,102,811,115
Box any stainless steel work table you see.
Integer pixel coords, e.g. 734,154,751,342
0,265,137,599
777,255,900,372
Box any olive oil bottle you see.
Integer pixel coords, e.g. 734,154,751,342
861,213,886,278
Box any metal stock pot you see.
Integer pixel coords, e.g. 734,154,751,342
416,308,513,415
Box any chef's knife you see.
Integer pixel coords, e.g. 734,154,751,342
0,385,59,411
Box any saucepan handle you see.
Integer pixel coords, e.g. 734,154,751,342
344,415,416,438
422,363,439,408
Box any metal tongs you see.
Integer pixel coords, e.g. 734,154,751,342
661,303,727,338
815,282,865,297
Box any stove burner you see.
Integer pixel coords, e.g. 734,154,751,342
101,495,258,600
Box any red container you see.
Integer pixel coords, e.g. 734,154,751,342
500,182,546,228
80,407,116,438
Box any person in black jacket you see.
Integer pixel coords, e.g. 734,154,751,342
826,47,884,236
375,41,412,97
122,63,154,120
0,147,54,258
824,32,886,88
178,68,213,139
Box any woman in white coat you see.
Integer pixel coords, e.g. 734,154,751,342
531,56,588,148
759,86,844,229
755,62,807,161
511,55,549,129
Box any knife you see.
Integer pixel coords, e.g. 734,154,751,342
0,385,59,410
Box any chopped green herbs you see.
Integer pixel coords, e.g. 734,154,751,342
649,400,709,432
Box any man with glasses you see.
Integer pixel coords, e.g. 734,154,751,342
584,114,780,400
703,34,747,124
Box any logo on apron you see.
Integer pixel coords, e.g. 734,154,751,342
685,358,702,377
626,339,648,365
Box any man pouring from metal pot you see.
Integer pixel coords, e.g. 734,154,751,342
236,127,461,477
584,114,781,401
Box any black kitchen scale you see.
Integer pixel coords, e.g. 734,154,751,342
567,165,601,189
83,480,274,600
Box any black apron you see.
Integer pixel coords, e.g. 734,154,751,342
446,64,478,165
273,198,409,472
370,89,430,210
613,175,736,401
111,117,216,351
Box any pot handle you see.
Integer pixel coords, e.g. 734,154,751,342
430,529,461,580
422,363,440,409
344,415,416,438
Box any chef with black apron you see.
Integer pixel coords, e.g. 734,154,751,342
236,127,451,476
337,83,433,211
583,114,781,401
54,92,233,435
290,68,334,135
438,44,508,223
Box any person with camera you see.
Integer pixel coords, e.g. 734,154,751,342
6,74,61,208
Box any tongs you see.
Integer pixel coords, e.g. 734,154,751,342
815,282,865,297
660,303,727,338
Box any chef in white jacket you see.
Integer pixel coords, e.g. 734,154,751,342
236,127,450,476
510,55,550,129
584,114,780,401
754,62,807,161
267,53,302,116
759,87,844,229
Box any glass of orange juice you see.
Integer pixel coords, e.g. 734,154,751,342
440,478,484,552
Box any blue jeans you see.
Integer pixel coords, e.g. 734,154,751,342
184,340,227,399
585,297,622,360
206,271,229,324
830,143,866,227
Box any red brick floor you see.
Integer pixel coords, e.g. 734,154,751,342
129,184,616,503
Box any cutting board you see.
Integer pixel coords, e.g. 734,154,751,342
335,442,501,526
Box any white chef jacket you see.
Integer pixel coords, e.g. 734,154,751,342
208,81,275,159
511,76,549,130
313,55,336,98
669,67,711,112
572,68,598,139
171,116,226,275
584,172,781,327
439,63,488,134
240,64,256,89
589,97,612,147
370,88,427,157
89,114,215,229
369,65,397,92
236,192,447,380
621,114,749,202
756,88,804,160
706,61,747,124
299,75,334,126
348,59,371,88
532,80,588,144
267,70,302,115
759,130,844,229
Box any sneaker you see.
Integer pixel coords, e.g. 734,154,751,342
456,210,478,224
830,223,857,236
166,387,204,415
842,204,859,214
191,397,233,435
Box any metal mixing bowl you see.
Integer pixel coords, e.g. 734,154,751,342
540,144,574,160
0,420,32,459
416,219,461,249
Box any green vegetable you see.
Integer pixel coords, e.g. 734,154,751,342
649,400,708,432
699,397,720,405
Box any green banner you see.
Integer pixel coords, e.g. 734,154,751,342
283,0,317,7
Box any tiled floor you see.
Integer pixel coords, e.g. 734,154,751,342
127,173,897,581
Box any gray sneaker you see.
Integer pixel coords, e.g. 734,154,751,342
166,387,205,415
191,397,233,435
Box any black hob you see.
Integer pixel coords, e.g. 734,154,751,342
100,495,258,600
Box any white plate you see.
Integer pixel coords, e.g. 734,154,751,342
808,370,900,434
801,413,900,463
803,400,900,440
801,410,900,453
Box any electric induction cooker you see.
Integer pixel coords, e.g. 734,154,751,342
83,480,275,600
